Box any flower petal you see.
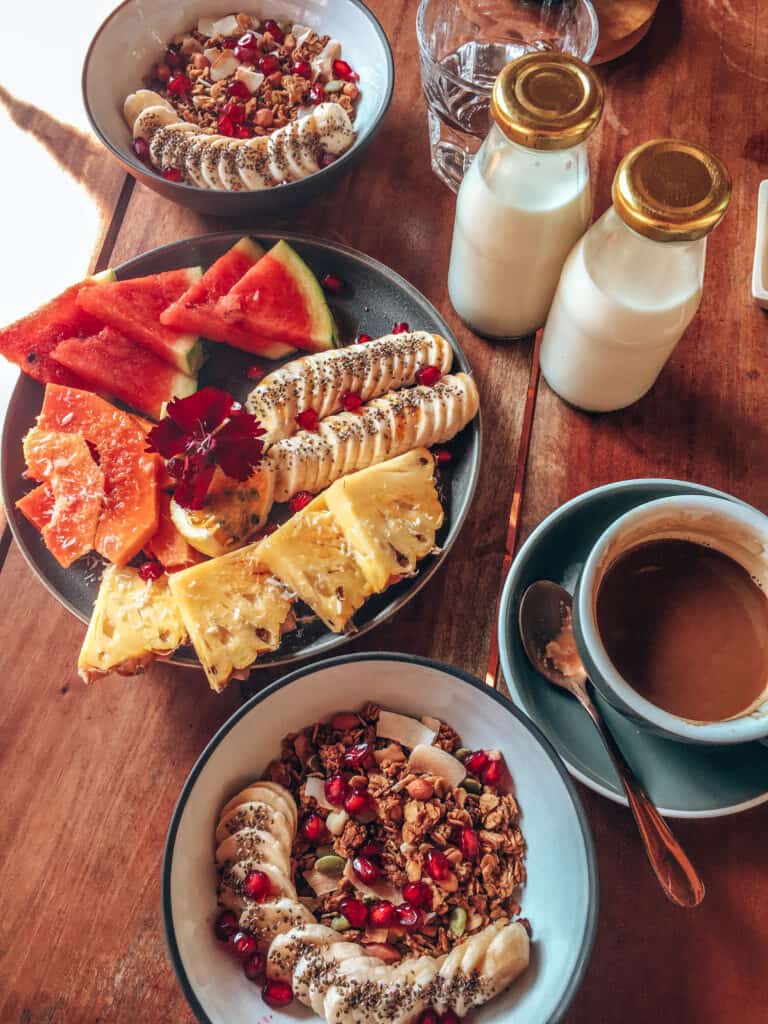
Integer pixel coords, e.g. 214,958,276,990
146,417,188,458
214,414,266,481
172,458,216,510
167,387,237,434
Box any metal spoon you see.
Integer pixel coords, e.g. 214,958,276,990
518,580,705,909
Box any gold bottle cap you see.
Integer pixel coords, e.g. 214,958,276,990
491,52,604,151
612,139,732,242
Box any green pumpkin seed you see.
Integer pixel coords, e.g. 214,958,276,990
455,747,471,762
315,854,346,876
460,778,482,794
316,844,335,858
449,906,467,937
324,80,344,93
331,915,350,931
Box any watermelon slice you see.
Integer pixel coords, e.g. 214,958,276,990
0,270,115,387
37,385,159,566
160,237,295,361
16,484,55,532
52,326,197,421
76,268,206,374
145,493,206,570
213,241,339,354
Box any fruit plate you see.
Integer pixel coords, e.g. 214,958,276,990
1,231,482,672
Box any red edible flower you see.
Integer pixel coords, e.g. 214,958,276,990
146,387,265,510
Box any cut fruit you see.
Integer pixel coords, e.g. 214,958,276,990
258,493,372,632
52,326,197,420
76,267,205,373
78,565,188,683
16,484,55,533
214,240,339,354
37,385,159,565
160,237,295,360
144,492,206,569
323,448,443,593
22,427,105,568
169,464,275,558
0,270,115,387
168,542,295,691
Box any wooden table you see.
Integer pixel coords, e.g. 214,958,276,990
2,2,767,1020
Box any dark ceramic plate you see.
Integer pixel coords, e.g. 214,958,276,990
1,231,481,671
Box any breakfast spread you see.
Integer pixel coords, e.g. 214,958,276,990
124,13,360,189
212,705,530,1019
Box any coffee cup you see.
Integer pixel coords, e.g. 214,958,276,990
573,495,768,745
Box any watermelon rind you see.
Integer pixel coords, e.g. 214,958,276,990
269,241,339,351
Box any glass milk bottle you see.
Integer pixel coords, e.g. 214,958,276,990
540,139,732,411
448,53,604,339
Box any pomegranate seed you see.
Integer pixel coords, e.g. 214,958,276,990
434,448,452,465
301,813,328,844
244,950,265,981
133,137,150,162
392,321,410,334
395,903,422,930
352,855,380,883
341,391,362,412
296,408,320,431
416,365,441,387
228,79,250,99
258,54,281,75
139,560,163,580
167,73,191,95
482,758,503,785
162,166,182,182
319,152,337,168
222,100,245,124
332,58,356,81
218,114,235,137
340,897,368,928
324,775,348,807
214,909,238,941
262,979,293,1008
459,827,480,861
293,60,312,79
463,749,489,775
358,840,380,857
310,82,326,104
234,32,259,62
236,125,252,138
344,789,376,821
246,365,266,382
165,48,181,68
331,711,360,730
369,900,396,928
440,1012,461,1024
418,1012,439,1024
355,333,372,344
321,272,345,295
242,869,271,900
223,38,238,48
425,848,450,882
289,491,313,514
263,19,285,43
343,742,373,769
231,931,257,957
402,880,431,908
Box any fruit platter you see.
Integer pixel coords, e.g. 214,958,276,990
1,232,481,687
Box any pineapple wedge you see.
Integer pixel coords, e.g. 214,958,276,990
78,565,188,683
324,447,444,592
259,494,373,633
169,543,294,691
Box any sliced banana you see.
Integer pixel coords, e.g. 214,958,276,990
215,827,291,874
218,860,297,913
236,137,277,190
267,127,293,183
149,123,197,171
200,136,230,189
220,782,298,831
313,102,355,156
218,140,246,191
123,89,174,128
185,134,216,188
237,897,316,942
132,104,181,141
281,118,320,179
215,800,293,849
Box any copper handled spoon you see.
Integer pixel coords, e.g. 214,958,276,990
518,580,705,909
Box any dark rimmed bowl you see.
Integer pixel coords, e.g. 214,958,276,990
82,0,394,215
162,653,598,1024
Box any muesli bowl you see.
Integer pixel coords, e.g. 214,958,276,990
162,653,597,1024
82,0,394,216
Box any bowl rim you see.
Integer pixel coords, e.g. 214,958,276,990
81,0,395,195
161,651,599,1024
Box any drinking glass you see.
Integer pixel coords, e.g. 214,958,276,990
417,0,599,192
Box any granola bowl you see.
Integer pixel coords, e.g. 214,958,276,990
82,0,394,215
162,654,598,1024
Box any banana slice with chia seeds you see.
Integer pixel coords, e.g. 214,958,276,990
236,137,277,190
218,140,246,191
149,123,197,171
313,102,355,157
214,800,293,849
215,827,292,874
182,134,215,188
132,104,182,141
267,127,293,183
220,782,298,831
237,897,316,943
200,136,231,189
123,89,174,128
218,861,297,913
281,118,320,178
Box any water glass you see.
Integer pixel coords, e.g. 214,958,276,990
417,0,599,192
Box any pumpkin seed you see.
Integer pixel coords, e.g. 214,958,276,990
324,79,344,92
449,906,467,937
315,854,346,876
331,915,350,931
460,778,482,794
455,747,471,762
316,844,335,858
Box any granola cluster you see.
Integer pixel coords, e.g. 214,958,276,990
266,703,529,961
146,12,360,139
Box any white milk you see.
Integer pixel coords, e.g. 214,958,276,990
448,134,592,339
540,206,706,412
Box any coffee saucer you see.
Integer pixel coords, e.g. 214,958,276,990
498,479,768,819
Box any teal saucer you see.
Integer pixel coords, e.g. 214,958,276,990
498,479,768,819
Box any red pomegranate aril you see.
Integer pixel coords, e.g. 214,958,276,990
310,82,326,104
236,125,253,138
340,897,368,928
392,321,410,334
244,951,266,981
482,757,503,785
434,448,452,465
293,60,312,79
234,32,259,62
439,1012,461,1024
463,749,489,775
262,979,294,1008
167,73,191,95
133,137,150,161
416,365,441,387
258,54,281,75
369,900,396,928
231,931,257,957
162,166,182,182
222,100,245,124
296,408,320,431
321,272,345,295
218,114,235,136
289,491,314,514
341,391,362,412
165,47,181,68
214,909,239,941
343,742,373,769
358,840,380,857
319,152,337,168
223,37,238,48
459,827,480,861
263,18,286,42
228,79,250,99
324,775,348,807
402,880,431,908
417,1011,440,1024
352,855,381,883
332,58,356,81
344,789,376,821
243,869,271,900
425,848,450,882
301,812,328,843
139,560,163,580
395,902,422,930
355,333,372,344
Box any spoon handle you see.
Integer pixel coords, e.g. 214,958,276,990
574,685,705,909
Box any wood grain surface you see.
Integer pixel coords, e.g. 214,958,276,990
1,1,767,1021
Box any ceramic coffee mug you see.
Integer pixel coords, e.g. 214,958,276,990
573,495,768,745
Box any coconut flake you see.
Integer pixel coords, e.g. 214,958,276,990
343,860,403,904
210,49,239,82
420,715,442,733
211,14,240,37
311,38,341,80
326,809,348,835
364,927,391,945
304,775,335,810
203,46,221,63
377,711,437,750
408,744,466,787
235,66,265,94
303,868,341,896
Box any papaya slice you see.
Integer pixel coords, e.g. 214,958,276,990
16,484,55,532
144,492,206,570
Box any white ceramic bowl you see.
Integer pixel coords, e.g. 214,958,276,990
162,653,597,1024
83,0,394,215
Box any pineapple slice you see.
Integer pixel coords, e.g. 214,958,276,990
259,494,372,633
324,447,444,592
169,542,294,691
78,565,187,683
